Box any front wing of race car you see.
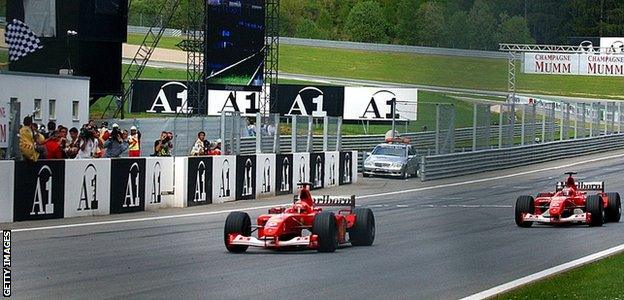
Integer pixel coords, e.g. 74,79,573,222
228,234,319,248
521,212,591,224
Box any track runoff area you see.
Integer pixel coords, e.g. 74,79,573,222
2,149,624,298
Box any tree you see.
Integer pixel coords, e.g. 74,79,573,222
416,2,447,47
295,19,327,39
344,1,389,43
497,15,535,45
467,0,499,50
445,10,470,48
395,0,421,45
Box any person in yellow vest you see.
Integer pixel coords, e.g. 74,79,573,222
128,125,141,157
19,116,45,162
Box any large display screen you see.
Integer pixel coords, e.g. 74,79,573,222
205,0,265,89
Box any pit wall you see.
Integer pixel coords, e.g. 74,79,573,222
0,151,358,222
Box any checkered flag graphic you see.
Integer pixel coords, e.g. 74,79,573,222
4,19,43,62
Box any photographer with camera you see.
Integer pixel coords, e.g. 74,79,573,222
76,125,100,159
104,126,129,158
153,131,173,157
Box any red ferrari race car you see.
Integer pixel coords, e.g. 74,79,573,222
224,183,375,253
515,172,621,227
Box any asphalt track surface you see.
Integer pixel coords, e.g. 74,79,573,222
5,150,624,299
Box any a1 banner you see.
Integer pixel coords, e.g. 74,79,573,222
324,151,339,188
343,87,418,121
256,154,276,198
236,155,257,200
275,154,293,196
339,151,355,185
145,157,174,209
110,158,146,214
310,153,325,190
207,90,261,116
292,153,310,192
212,156,237,203
13,160,65,221
187,157,213,206
0,161,14,222
130,80,203,114
270,84,344,117
64,159,111,218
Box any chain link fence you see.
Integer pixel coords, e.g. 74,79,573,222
472,103,492,151
435,104,455,154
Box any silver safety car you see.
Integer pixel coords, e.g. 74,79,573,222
363,142,419,179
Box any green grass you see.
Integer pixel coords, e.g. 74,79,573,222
125,34,624,99
126,34,185,51
0,48,7,70
497,252,624,299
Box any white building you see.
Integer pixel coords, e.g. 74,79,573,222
0,72,90,129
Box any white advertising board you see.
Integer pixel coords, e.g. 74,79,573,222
343,88,418,121
63,159,111,218
207,90,261,116
524,53,624,76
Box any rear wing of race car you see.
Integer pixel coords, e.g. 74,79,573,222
556,181,604,192
293,195,356,208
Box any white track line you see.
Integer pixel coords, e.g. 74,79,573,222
460,244,624,299
10,152,624,233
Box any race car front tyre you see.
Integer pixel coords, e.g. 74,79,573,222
224,211,252,253
586,195,605,227
605,192,621,223
349,208,375,246
515,195,535,227
313,212,338,252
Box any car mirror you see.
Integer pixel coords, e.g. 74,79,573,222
366,152,372,156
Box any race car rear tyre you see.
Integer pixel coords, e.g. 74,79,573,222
313,212,338,252
586,195,605,227
349,208,375,246
605,192,621,223
224,212,252,253
515,195,535,228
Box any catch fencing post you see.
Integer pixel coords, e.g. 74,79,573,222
307,116,313,153
435,104,440,154
323,116,329,151
273,114,281,154
498,104,504,149
291,115,297,152
520,104,526,146
256,114,262,154
472,103,478,151
336,118,342,151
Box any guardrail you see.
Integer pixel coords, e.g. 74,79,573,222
420,133,624,181
121,24,506,59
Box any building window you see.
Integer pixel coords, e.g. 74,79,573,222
72,101,80,120
49,99,56,120
34,99,42,120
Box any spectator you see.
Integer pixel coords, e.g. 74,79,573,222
44,131,63,159
153,131,173,157
190,131,206,156
76,126,99,159
267,123,276,136
43,121,56,139
104,127,129,158
99,122,110,143
208,139,222,155
65,127,80,158
19,116,45,162
247,119,256,136
128,125,141,157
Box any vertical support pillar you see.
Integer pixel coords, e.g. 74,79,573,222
273,114,281,154
498,104,504,149
472,103,478,151
336,118,342,151
307,116,313,153
323,116,329,152
435,104,441,154
521,104,526,146
291,115,297,152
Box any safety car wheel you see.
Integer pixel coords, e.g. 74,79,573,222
224,211,252,253
349,208,375,246
401,170,409,179
515,195,535,228
605,192,621,223
586,195,605,227
313,212,338,252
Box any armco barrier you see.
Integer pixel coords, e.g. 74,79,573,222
420,134,624,181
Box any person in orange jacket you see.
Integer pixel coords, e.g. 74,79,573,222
128,125,141,157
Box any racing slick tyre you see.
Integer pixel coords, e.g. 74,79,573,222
313,212,338,252
586,195,605,227
515,195,535,228
349,208,375,246
224,212,252,253
605,192,621,223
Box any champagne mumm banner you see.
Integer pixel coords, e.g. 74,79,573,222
524,53,624,76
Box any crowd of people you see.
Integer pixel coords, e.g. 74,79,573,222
17,117,175,162
17,116,231,162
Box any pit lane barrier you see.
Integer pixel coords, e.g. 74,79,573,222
0,151,357,223
419,133,624,181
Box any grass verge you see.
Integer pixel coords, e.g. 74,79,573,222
497,251,624,299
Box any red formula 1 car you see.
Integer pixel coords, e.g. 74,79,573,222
515,172,621,227
224,183,375,253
